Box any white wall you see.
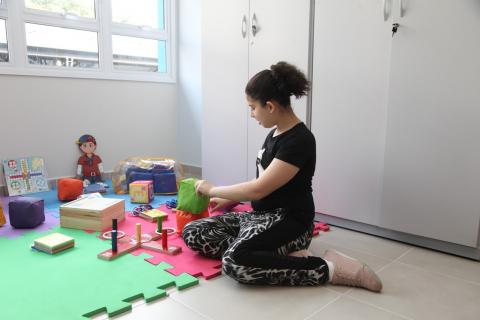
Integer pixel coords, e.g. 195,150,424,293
176,0,202,167
0,75,177,185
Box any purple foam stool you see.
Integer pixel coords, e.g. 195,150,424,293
8,197,45,228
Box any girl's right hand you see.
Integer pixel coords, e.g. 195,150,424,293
209,197,236,212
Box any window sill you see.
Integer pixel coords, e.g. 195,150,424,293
0,65,176,83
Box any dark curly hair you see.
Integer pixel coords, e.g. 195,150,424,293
245,61,310,107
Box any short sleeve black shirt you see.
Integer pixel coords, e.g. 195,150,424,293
251,122,316,224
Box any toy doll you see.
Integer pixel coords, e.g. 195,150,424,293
76,134,104,185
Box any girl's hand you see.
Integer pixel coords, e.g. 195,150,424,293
195,179,214,196
209,197,236,212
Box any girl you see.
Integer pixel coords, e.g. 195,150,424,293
183,62,382,291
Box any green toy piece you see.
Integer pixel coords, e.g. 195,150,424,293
0,226,198,319
176,178,209,214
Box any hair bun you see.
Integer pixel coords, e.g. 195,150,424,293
270,61,309,98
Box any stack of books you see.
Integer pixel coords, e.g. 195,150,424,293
139,209,168,222
32,232,75,254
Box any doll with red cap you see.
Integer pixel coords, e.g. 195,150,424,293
76,134,104,185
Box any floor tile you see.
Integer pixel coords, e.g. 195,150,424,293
317,227,412,260
397,247,480,284
306,296,411,320
170,276,340,320
110,296,211,320
348,262,480,320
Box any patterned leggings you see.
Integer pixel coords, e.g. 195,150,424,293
182,208,329,286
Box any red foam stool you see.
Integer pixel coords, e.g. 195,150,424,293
57,178,84,201
176,209,209,235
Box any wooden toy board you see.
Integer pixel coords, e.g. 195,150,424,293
2,156,49,196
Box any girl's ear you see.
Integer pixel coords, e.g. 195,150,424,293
266,101,275,113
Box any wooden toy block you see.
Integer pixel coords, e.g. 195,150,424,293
139,209,168,222
97,230,180,260
141,241,182,255
129,180,153,204
97,240,138,261
60,197,125,231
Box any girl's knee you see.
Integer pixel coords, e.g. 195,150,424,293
181,220,203,247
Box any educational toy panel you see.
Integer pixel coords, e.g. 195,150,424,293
2,157,49,196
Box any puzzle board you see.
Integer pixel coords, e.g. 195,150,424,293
2,156,49,196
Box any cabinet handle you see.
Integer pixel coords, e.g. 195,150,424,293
251,13,258,37
399,0,404,17
383,0,389,21
241,15,247,38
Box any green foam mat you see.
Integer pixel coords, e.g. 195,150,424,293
0,226,198,319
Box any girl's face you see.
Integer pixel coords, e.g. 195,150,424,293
80,142,96,155
247,95,275,128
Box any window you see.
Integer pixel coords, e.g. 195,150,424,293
112,35,166,72
26,23,99,68
0,19,7,63
0,0,7,63
111,0,164,29
0,0,176,82
110,0,169,74
25,0,96,19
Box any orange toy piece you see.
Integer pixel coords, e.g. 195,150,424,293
175,209,209,235
0,201,6,226
57,178,84,201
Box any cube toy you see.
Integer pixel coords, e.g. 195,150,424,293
57,178,84,201
0,201,6,226
153,172,177,194
129,180,153,204
8,197,45,228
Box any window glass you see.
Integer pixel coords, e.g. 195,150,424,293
0,19,8,63
111,0,164,30
24,0,95,19
25,23,98,68
112,35,166,73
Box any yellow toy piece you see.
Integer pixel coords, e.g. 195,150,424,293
0,201,6,226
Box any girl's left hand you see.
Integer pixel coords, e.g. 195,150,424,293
195,179,214,196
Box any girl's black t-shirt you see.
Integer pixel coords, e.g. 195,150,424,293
251,122,316,224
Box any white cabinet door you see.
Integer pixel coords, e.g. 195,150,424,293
246,0,311,180
311,0,392,224
380,0,480,246
202,0,249,185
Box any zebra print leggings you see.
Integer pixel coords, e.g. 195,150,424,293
182,208,329,286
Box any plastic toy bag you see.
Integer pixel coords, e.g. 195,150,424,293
176,178,209,214
112,157,184,195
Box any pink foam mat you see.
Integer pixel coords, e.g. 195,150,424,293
99,204,226,279
99,203,327,280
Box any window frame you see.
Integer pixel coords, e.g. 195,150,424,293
0,0,176,83
0,0,9,65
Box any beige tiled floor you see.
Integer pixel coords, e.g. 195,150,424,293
96,226,480,320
